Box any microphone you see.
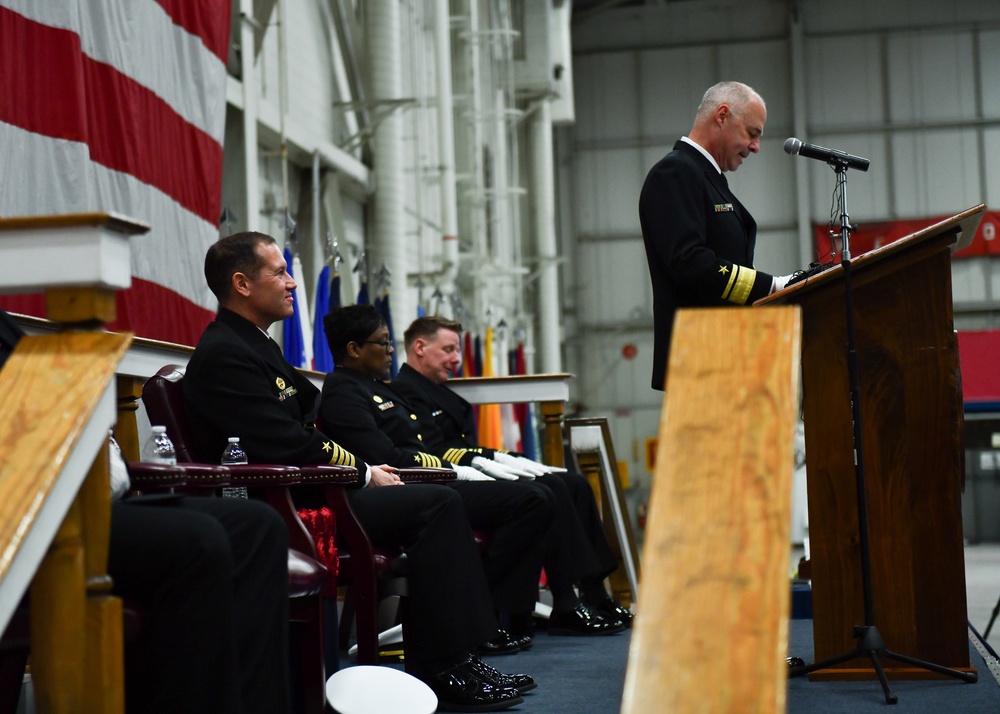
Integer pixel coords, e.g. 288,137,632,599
783,137,870,172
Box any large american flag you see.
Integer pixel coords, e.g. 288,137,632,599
0,0,230,345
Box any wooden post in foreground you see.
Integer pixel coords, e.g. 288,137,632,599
0,213,145,714
621,306,801,714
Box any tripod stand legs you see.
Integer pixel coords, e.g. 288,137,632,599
984,592,1000,640
789,624,977,705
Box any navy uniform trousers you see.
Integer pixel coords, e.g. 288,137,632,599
533,472,618,593
345,483,497,674
108,497,290,714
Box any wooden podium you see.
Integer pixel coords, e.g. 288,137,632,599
758,205,985,679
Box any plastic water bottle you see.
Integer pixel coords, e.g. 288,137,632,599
146,425,177,465
221,436,248,499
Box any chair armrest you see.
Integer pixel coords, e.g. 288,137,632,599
288,548,329,597
397,467,456,484
219,463,302,487
128,462,230,492
298,464,362,486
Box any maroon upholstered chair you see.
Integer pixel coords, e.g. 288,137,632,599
140,364,357,714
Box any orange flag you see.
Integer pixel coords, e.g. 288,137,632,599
477,326,504,450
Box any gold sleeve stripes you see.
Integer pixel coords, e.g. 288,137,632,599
442,447,483,464
412,452,444,468
325,441,357,468
719,263,757,305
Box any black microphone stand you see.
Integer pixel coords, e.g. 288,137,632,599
788,159,978,704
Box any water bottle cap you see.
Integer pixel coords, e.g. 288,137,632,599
228,436,240,443
152,425,166,433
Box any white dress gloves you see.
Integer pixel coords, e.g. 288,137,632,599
471,455,527,480
451,463,495,481
496,452,568,475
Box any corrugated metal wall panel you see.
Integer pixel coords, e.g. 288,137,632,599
636,46,715,141
284,0,338,142
576,239,651,326
985,129,1000,207
805,35,887,128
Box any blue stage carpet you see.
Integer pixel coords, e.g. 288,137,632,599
334,619,999,713
475,619,999,713
483,629,632,713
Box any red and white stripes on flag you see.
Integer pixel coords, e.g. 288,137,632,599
0,0,230,345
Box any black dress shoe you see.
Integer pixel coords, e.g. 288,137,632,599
477,629,521,656
547,604,625,636
424,657,524,712
468,655,537,693
508,613,534,649
589,595,634,628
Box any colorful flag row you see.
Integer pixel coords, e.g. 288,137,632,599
284,265,397,379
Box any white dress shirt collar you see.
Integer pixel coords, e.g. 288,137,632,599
681,136,721,174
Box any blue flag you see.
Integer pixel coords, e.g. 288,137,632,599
282,247,306,367
312,265,333,373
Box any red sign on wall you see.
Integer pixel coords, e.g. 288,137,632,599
813,210,999,262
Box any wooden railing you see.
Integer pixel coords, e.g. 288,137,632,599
0,332,131,713
0,212,147,713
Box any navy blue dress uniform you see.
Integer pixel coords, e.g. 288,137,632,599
391,363,621,616
185,307,362,473
639,139,774,390
183,308,498,677
319,366,553,619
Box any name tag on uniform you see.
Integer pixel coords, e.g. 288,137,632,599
714,203,734,213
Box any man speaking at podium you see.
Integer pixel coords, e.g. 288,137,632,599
639,81,790,391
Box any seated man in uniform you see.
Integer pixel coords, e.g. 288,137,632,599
320,306,628,647
182,232,530,711
394,316,634,636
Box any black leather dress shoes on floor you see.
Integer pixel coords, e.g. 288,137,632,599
508,614,534,650
547,604,625,636
424,657,524,712
589,595,634,628
477,629,521,656
511,631,532,651
468,655,537,693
